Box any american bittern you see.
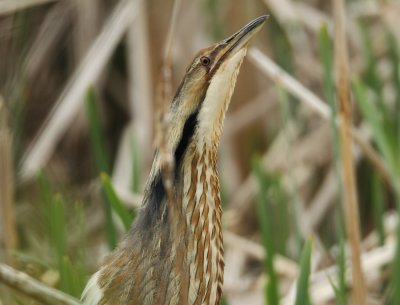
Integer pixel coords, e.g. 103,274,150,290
82,15,267,305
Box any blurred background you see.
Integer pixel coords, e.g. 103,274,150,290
1,0,400,304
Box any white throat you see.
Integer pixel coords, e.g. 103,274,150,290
196,48,247,146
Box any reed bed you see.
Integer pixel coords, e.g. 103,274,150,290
1,0,400,304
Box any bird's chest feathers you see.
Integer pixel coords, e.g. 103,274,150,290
180,146,224,305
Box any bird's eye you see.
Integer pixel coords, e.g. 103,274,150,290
200,56,211,66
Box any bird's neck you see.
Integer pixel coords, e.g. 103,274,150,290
141,140,224,305
177,143,224,305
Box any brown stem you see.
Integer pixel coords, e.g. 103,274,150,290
333,0,367,303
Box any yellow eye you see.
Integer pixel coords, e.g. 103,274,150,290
200,56,211,66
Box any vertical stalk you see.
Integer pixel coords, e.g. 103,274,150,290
333,0,367,304
155,0,183,241
0,99,18,261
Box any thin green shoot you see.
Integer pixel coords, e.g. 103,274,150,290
100,172,134,231
130,134,141,193
85,87,110,173
277,84,302,255
253,159,280,305
85,87,117,249
372,174,385,246
294,237,313,305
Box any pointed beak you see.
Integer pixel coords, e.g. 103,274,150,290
223,15,268,52
211,15,268,71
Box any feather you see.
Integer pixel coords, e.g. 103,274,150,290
81,270,103,305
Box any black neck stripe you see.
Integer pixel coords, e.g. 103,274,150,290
174,109,199,168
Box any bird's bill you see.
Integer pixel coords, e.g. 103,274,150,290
210,15,268,72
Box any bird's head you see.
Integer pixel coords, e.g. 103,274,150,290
163,16,267,165
149,15,267,185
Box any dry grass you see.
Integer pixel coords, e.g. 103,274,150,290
1,0,400,305
333,0,366,303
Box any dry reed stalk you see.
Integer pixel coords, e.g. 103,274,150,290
62,0,102,152
24,1,71,77
20,0,140,181
306,167,337,229
112,0,153,192
73,0,99,60
0,0,59,15
306,124,375,229
248,48,392,186
380,1,400,41
225,90,278,137
227,121,299,215
224,231,299,278
154,0,183,233
309,240,394,304
261,0,311,58
127,0,153,163
228,120,332,218
0,98,18,259
279,239,394,304
0,263,80,305
349,0,380,19
294,2,333,34
333,0,367,303
294,2,362,54
249,48,331,117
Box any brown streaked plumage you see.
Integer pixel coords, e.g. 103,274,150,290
82,15,267,305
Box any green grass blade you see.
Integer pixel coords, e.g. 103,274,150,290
372,175,385,246
38,174,67,259
130,134,141,193
253,159,280,305
220,295,229,305
277,85,301,254
352,79,396,175
14,298,27,305
359,24,384,101
318,24,344,199
85,87,118,248
38,171,52,209
37,175,86,297
386,30,400,160
319,28,347,303
359,25,398,170
59,256,85,298
202,0,223,40
268,17,293,74
51,194,66,260
318,24,341,161
294,237,313,305
328,274,347,305
336,236,347,305
100,172,134,231
85,87,109,173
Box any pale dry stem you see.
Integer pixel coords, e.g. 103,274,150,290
21,0,140,181
0,263,81,305
334,0,367,303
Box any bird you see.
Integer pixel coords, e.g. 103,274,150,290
81,15,267,305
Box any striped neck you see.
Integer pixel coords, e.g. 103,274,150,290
178,143,224,305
